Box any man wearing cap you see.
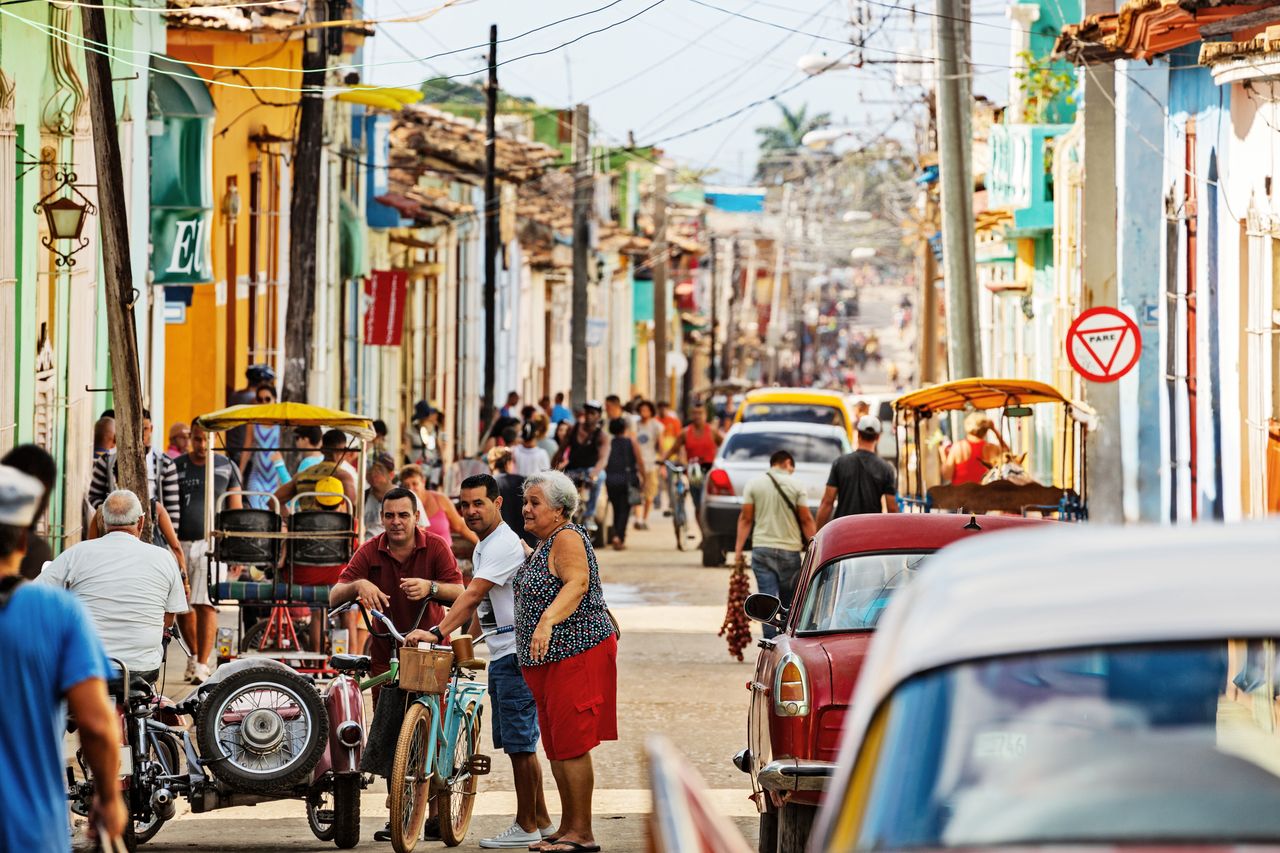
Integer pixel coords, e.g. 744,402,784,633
294,475,354,651
38,489,190,683
174,422,243,683
557,401,610,527
816,414,899,527
0,465,127,850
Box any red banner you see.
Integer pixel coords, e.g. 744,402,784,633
363,269,407,346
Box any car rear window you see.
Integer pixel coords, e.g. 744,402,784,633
741,402,846,427
721,432,848,464
795,552,930,632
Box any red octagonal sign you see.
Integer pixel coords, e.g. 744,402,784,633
1065,306,1141,383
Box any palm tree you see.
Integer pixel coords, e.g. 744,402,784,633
754,103,832,183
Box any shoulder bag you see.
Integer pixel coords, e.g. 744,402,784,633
766,473,810,549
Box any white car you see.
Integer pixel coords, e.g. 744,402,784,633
698,422,849,567
811,520,1280,852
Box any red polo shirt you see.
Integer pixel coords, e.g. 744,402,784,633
338,527,462,671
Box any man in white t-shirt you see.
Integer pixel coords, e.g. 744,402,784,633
406,474,551,848
38,489,189,681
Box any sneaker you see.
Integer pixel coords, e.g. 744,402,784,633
479,823,542,849
183,658,197,683
423,817,441,841
192,663,212,683
374,822,392,842
540,826,556,839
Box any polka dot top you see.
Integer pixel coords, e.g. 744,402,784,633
513,524,614,667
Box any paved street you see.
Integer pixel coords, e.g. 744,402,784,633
135,523,761,852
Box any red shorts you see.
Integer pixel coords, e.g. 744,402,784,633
521,635,618,761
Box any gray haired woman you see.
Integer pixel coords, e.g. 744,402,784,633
515,471,617,853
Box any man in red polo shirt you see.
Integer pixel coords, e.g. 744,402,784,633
330,486,464,843
330,487,463,675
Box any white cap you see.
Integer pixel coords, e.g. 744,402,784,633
0,465,44,527
856,415,882,436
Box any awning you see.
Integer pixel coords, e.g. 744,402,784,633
339,197,367,279
149,55,214,287
149,55,215,118
195,402,375,440
894,378,1091,415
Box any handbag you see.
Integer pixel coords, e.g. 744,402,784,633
766,473,811,549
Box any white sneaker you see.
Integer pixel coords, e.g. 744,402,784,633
478,823,542,849
183,658,197,682
191,663,212,683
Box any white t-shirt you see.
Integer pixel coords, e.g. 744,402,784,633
37,531,189,672
512,444,551,477
634,418,664,467
471,523,526,661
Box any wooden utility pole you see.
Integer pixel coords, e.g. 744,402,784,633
570,104,591,409
934,0,980,378
282,0,327,402
483,24,499,418
708,236,718,384
651,168,668,403
80,4,147,504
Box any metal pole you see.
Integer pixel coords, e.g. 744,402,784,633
483,24,499,418
570,104,591,410
80,2,147,505
651,168,669,403
933,0,980,378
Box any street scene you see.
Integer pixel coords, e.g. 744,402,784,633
3,1,1280,853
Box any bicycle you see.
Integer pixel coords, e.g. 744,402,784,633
664,460,691,550
332,600,509,852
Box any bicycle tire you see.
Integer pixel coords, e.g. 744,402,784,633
438,701,481,847
672,485,687,551
134,735,181,844
389,702,433,853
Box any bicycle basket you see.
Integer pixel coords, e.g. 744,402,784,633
399,646,454,694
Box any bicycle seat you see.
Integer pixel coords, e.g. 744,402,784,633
127,675,154,703
329,653,372,674
457,658,487,671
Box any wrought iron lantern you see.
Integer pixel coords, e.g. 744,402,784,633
34,170,96,267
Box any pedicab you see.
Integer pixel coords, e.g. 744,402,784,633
192,401,374,674
892,378,1095,520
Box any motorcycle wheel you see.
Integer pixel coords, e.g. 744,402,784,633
438,703,481,847
306,790,336,842
331,774,361,849
389,702,433,853
134,735,182,844
195,665,328,793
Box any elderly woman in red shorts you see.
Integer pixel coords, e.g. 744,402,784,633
516,470,618,853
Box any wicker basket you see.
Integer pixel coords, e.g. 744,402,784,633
399,646,454,694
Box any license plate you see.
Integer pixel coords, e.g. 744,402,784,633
118,746,133,778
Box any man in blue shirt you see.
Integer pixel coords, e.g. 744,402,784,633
550,392,574,425
0,465,126,850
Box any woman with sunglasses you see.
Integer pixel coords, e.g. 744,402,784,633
239,384,289,508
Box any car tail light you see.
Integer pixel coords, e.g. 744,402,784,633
706,467,733,496
773,653,810,717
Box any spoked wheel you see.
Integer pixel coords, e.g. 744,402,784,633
438,702,482,846
307,789,337,842
240,616,312,653
672,494,687,551
389,702,433,853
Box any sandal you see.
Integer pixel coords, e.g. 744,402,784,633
539,843,601,853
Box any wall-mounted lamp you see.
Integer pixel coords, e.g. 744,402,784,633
34,170,96,267
222,181,242,228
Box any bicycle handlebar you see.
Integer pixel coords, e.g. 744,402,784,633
330,597,431,642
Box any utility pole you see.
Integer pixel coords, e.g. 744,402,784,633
651,168,668,404
282,0,327,402
933,0,980,378
1081,0,1122,523
570,103,591,410
919,93,940,385
483,24,499,419
723,238,739,380
80,4,147,504
708,236,718,383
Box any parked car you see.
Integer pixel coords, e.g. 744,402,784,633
736,513,1048,853
734,388,857,442
809,520,1280,852
699,422,850,567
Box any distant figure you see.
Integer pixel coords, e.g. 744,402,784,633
550,392,574,425
93,415,115,459
500,391,521,420
1,444,56,581
166,422,190,459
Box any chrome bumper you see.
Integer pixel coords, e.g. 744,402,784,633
757,758,835,792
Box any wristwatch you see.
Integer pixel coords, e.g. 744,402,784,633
427,626,445,644
429,580,439,599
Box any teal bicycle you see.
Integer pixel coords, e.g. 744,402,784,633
333,601,510,852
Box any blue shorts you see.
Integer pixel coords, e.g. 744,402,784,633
488,653,540,754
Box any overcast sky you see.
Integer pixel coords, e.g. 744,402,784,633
363,0,1015,185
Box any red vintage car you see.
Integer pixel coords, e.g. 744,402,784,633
735,513,1048,853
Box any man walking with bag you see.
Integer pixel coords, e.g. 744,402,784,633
733,451,815,637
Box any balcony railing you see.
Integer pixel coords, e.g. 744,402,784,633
987,123,1071,232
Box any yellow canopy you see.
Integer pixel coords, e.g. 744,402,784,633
195,402,375,440
894,378,1088,415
